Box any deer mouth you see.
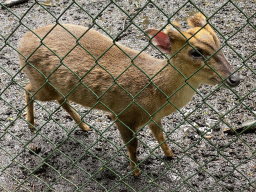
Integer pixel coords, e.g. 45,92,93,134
210,77,222,86
210,75,241,88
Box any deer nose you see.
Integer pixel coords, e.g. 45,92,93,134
226,75,241,87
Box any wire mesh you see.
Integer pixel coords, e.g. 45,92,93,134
0,0,256,191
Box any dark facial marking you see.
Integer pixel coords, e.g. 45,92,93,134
212,52,233,74
187,32,215,52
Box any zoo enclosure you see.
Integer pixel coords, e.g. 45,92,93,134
0,0,256,191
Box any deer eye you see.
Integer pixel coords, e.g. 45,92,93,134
190,49,204,59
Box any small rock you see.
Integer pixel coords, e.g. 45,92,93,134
95,146,103,151
204,135,212,139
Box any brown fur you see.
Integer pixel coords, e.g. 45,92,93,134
18,13,237,177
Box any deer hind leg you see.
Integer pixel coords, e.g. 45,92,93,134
148,121,174,157
116,121,140,177
25,83,59,131
25,84,35,131
57,98,90,132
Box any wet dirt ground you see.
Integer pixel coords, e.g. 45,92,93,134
0,0,256,191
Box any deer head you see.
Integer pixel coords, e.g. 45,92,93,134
146,12,241,88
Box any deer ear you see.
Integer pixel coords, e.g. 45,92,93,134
145,29,172,54
187,12,206,28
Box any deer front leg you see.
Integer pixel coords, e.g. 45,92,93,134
148,121,174,157
57,98,90,131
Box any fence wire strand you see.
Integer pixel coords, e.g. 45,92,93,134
0,0,256,191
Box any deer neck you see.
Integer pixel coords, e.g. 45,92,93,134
154,59,201,112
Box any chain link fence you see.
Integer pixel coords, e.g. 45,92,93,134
0,0,256,191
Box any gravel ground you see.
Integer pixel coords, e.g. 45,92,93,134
0,0,256,191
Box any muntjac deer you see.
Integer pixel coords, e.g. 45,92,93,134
18,12,240,177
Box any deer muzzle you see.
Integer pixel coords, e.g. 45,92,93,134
215,52,241,88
